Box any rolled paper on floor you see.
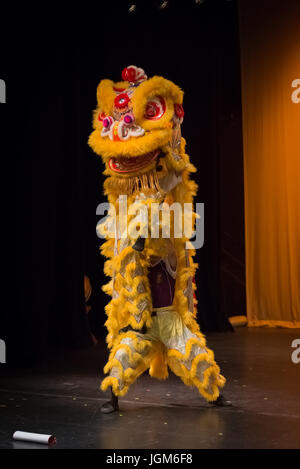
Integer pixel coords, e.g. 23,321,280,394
13,431,57,446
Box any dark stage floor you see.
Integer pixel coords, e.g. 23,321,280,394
0,328,299,449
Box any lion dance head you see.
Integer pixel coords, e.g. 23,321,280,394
88,65,194,198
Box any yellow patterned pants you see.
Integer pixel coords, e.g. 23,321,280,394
101,307,225,402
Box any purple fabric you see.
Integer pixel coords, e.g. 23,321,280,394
148,261,176,308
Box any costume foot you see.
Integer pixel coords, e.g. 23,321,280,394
210,394,232,407
101,390,119,414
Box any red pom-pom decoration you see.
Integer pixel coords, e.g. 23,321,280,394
122,67,136,83
174,103,184,119
114,93,130,109
122,65,147,84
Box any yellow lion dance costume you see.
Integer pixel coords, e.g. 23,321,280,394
89,66,228,412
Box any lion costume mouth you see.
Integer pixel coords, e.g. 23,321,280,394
108,149,160,174
103,149,169,196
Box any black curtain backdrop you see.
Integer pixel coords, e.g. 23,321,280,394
5,0,245,366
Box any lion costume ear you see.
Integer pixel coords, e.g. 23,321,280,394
96,79,130,116
131,76,183,131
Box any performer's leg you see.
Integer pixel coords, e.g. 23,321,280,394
100,386,120,414
163,314,228,403
101,331,152,412
167,336,228,403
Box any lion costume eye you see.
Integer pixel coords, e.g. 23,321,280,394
144,96,166,120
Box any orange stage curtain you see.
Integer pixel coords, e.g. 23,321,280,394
239,0,300,327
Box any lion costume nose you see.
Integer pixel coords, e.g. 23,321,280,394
101,119,145,141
